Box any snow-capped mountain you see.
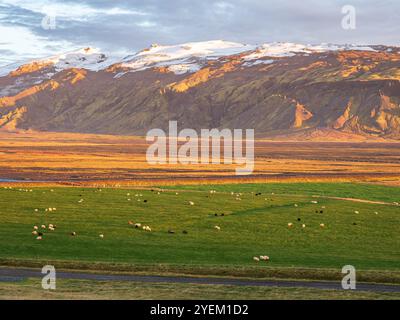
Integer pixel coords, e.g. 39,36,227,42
0,40,379,77
0,40,399,139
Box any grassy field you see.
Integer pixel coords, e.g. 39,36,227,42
0,183,399,276
1,278,399,300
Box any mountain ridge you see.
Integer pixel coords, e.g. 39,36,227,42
1,40,399,140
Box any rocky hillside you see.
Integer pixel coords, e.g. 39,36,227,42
0,41,399,139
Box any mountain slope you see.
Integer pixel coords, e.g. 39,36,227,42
0,40,400,139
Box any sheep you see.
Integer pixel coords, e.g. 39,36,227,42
294,204,298,207
135,223,142,228
189,201,195,206
175,192,179,195
168,230,175,234
34,209,38,212
52,208,57,211
127,193,130,196
36,236,42,240
99,234,104,239
128,221,134,225
32,231,38,235
288,223,293,228
260,255,270,261
214,226,221,231
302,224,306,228
253,257,260,262
49,227,55,231
320,223,325,228
71,232,77,236
375,211,379,215
311,201,318,204
48,208,53,212
354,211,359,214
41,224,46,229
33,226,38,230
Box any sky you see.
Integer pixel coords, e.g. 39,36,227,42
0,0,399,67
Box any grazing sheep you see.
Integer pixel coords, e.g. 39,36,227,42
52,208,57,211
71,232,77,236
33,226,38,230
128,221,134,225
36,236,42,240
41,224,46,229
168,230,175,234
253,257,260,262
214,226,221,231
49,227,55,231
354,211,359,214
294,204,298,207
34,209,38,212
375,211,379,215
320,223,325,228
176,192,179,195
127,193,130,196
260,255,270,261
99,234,104,239
135,223,142,228
311,201,318,204
32,231,38,235
288,223,293,228
189,201,195,206
302,224,306,228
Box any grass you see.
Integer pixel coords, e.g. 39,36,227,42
0,183,399,276
1,278,399,300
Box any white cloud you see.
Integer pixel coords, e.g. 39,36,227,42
0,24,76,66
2,0,147,22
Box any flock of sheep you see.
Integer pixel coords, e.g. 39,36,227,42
3,186,385,263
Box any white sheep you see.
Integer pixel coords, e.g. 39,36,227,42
41,224,46,229
33,226,38,230
354,211,359,214
189,201,195,206
32,231,38,235
253,257,260,262
36,236,42,240
320,223,325,228
288,223,293,228
260,255,270,261
214,226,221,231
302,224,306,228
99,234,104,239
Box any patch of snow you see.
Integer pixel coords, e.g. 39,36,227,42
242,42,376,61
121,40,254,74
242,59,274,67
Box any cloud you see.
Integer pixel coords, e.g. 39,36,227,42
0,0,399,67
